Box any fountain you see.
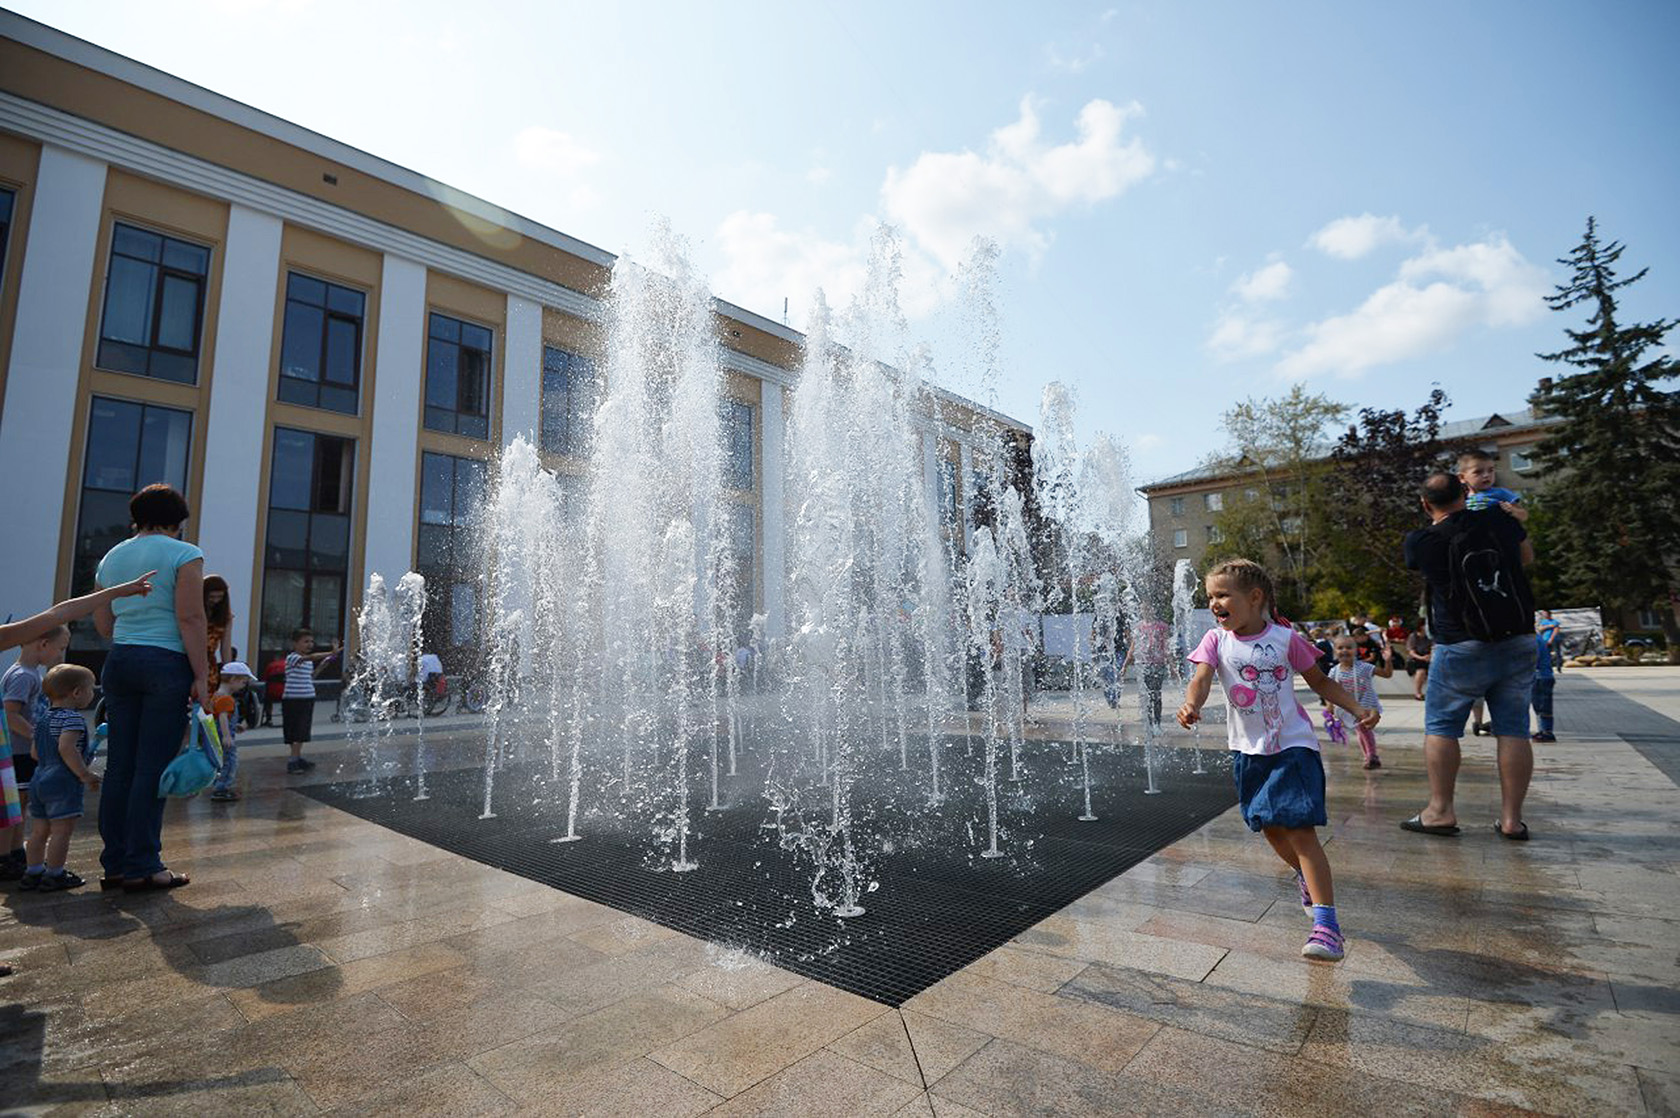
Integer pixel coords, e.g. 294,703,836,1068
326,222,1232,945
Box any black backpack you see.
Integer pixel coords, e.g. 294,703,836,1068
1445,516,1529,641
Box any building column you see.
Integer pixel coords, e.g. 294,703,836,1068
921,428,939,525
759,381,786,639
502,294,541,447
959,441,975,548
198,204,281,656
0,145,106,614
363,255,426,585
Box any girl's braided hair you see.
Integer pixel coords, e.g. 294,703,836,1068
1206,557,1287,624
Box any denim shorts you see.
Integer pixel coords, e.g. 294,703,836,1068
28,768,86,820
1232,746,1327,832
1425,635,1537,739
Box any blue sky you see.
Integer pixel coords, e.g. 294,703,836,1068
17,0,1678,483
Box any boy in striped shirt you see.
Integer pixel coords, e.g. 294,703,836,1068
282,628,340,775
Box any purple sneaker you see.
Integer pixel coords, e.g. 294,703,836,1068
1302,924,1345,962
1296,872,1312,915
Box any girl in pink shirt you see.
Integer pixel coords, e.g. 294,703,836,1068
1177,558,1378,963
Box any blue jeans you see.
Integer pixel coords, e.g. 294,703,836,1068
1532,676,1555,733
212,727,238,792
1424,635,1537,739
100,644,192,879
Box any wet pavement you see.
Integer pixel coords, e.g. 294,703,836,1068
3,667,1676,1115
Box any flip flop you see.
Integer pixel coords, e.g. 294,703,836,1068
121,872,190,893
1400,814,1461,836
1494,822,1530,841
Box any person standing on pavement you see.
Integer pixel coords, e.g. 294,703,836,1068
1401,471,1537,841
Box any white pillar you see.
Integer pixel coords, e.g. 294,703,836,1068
959,441,975,547
199,204,281,655
502,294,541,447
922,428,939,527
760,381,786,639
0,146,106,614
364,255,426,585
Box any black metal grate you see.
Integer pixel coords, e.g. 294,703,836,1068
302,736,1234,1006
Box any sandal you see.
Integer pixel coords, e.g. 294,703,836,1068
122,871,190,893
38,871,86,893
99,876,125,891
1494,821,1530,841
1400,813,1460,836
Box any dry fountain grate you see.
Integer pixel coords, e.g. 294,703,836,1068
302,736,1235,1007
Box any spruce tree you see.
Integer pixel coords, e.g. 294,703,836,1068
1532,217,1680,652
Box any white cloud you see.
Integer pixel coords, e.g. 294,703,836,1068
1277,233,1547,378
1308,213,1419,260
1206,311,1285,361
1046,42,1105,73
806,165,833,185
711,210,870,329
881,96,1156,270
1231,260,1292,303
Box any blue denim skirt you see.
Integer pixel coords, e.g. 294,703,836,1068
1232,746,1327,832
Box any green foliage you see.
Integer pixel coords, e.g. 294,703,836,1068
1205,384,1348,615
1531,218,1680,639
1319,387,1451,619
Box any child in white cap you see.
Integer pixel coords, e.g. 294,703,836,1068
209,661,257,803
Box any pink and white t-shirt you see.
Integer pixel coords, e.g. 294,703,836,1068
1189,622,1322,756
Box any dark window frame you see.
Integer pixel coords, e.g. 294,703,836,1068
259,427,356,668
539,344,596,458
69,396,194,651
423,311,495,439
722,398,754,491
0,186,14,300
277,271,366,414
95,221,211,385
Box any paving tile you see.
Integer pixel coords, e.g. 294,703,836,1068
649,979,891,1097
323,1059,515,1117
1060,961,1318,1054
824,1010,923,1085
904,970,1159,1073
1011,913,1228,981
227,940,467,1021
673,945,806,1009
467,985,726,1106
961,943,1091,992
1638,1066,1680,1116
566,913,683,956
1199,949,1472,1032
929,1037,1183,1117
709,1048,923,1117
901,1009,994,1085
1299,1004,1647,1114
1122,1023,1458,1115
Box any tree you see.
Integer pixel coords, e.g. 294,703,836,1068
1532,218,1680,653
1320,387,1451,620
1206,384,1348,617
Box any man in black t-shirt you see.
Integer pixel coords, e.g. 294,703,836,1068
1400,471,1538,841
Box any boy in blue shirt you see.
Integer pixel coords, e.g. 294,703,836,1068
1531,632,1557,743
20,663,99,892
1,625,68,879
1457,449,1528,521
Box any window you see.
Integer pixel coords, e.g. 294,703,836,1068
1510,450,1535,474
1637,608,1662,630
0,187,13,292
1204,492,1223,511
722,399,753,490
937,459,959,528
424,312,493,438
1172,528,1188,549
1280,516,1303,535
1244,488,1258,503
719,502,756,641
539,345,596,457
1207,525,1222,543
416,451,489,661
96,222,210,384
70,397,192,648
1169,497,1186,517
259,429,354,663
278,272,365,414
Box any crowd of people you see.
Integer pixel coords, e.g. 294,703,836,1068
0,484,340,931
1176,449,1553,965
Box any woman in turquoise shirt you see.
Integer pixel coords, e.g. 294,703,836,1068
93,484,208,892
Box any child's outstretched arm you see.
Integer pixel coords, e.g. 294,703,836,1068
1499,500,1529,522
1177,662,1215,728
1373,647,1394,678
0,573,155,651
1301,665,1379,729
